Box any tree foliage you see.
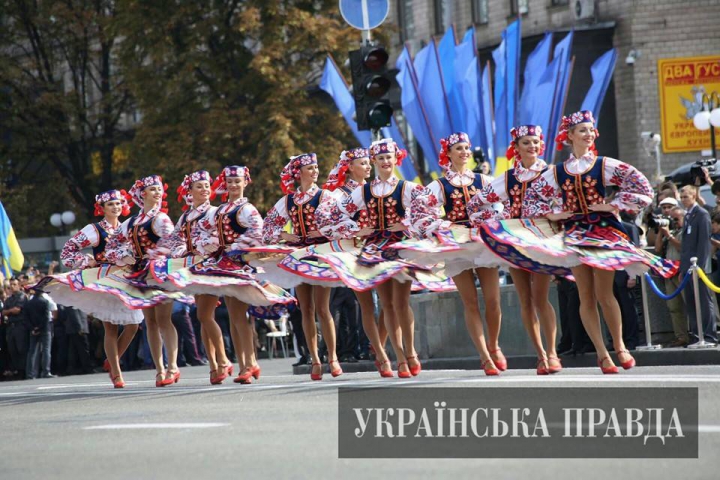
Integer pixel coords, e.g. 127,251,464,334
1,0,360,235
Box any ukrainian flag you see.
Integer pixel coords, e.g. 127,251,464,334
0,201,24,277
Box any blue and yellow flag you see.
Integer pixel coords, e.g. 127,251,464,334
0,201,24,277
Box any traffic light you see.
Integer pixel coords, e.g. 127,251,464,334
349,44,394,131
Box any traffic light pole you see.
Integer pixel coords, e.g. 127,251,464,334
361,29,371,45
371,128,382,142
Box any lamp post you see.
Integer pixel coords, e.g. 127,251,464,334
50,210,76,236
692,91,720,159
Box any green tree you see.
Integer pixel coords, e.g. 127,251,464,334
114,0,358,215
0,0,133,234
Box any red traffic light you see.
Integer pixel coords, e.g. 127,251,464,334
363,47,389,71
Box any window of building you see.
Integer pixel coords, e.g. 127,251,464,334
397,0,415,42
434,0,453,35
510,0,529,15
471,0,489,24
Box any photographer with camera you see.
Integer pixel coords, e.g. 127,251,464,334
679,185,717,346
654,201,689,347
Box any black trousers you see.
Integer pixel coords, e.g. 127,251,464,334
6,323,28,373
172,312,203,366
288,305,307,355
556,278,592,352
613,278,640,349
66,333,93,374
331,288,360,358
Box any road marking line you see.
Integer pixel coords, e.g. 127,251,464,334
83,423,229,430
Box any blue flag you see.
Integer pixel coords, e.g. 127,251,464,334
529,55,562,138
581,49,618,125
545,31,574,162
480,64,495,169
519,32,553,124
492,19,521,173
414,40,453,144
396,47,442,175
438,27,464,132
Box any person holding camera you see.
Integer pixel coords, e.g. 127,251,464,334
654,201,689,347
679,185,717,346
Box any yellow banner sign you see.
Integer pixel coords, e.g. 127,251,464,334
657,55,720,153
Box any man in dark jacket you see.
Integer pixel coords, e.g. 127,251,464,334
62,306,93,375
2,278,28,379
25,287,57,379
679,185,717,345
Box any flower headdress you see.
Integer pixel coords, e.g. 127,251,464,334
554,110,599,153
127,175,168,212
93,189,131,217
323,147,369,191
369,138,407,165
212,165,252,201
439,132,471,171
506,125,544,170
176,170,215,211
280,153,317,194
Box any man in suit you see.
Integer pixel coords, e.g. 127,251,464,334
679,185,718,345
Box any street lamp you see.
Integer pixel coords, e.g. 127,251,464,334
692,91,720,159
50,210,76,235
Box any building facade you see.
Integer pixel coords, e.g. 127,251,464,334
385,0,720,179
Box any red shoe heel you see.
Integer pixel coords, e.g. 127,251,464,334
375,360,394,378
617,350,636,370
481,359,499,376
489,348,507,371
155,372,168,388
547,356,562,374
397,362,412,379
103,359,111,372
111,375,125,389
329,359,343,378
406,355,422,376
210,368,228,385
233,369,253,384
167,370,181,384
310,362,323,381
536,357,549,376
250,365,261,379
598,356,619,374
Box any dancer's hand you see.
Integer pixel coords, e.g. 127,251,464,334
388,223,406,232
357,227,375,237
280,232,301,243
545,212,573,221
85,255,97,268
307,230,324,239
588,203,619,213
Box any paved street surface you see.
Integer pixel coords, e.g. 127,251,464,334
1,360,719,480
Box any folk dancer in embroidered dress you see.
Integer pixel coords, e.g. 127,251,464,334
405,133,503,375
315,139,442,378
105,175,181,387
59,190,141,388
155,170,235,385
467,125,562,375
320,147,393,378
261,153,341,380
534,111,678,373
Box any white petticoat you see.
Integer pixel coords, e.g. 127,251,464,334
45,284,144,325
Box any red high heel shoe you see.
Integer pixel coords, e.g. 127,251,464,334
481,359,499,376
155,372,168,387
375,359,394,378
221,364,233,377
598,356,619,374
310,362,323,381
210,368,228,385
166,370,181,384
233,368,253,384
547,356,562,374
489,348,507,371
111,375,125,389
406,355,422,376
103,359,111,372
250,364,261,379
397,362,412,379
617,350,636,370
536,357,549,375
329,359,343,378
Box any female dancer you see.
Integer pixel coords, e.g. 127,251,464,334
523,111,676,373
316,138,442,378
262,153,340,381
105,175,180,386
467,125,561,375
208,166,290,384
321,148,393,377
58,189,142,388
404,132,503,375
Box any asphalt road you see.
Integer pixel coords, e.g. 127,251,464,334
1,361,718,480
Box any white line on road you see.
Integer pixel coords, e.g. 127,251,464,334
83,423,229,430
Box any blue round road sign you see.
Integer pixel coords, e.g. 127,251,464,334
339,0,389,30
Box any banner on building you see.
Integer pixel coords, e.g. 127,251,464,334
657,55,720,153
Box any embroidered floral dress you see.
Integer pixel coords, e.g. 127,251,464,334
476,153,678,278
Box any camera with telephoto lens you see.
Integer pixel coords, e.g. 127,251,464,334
648,214,671,230
689,158,718,186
